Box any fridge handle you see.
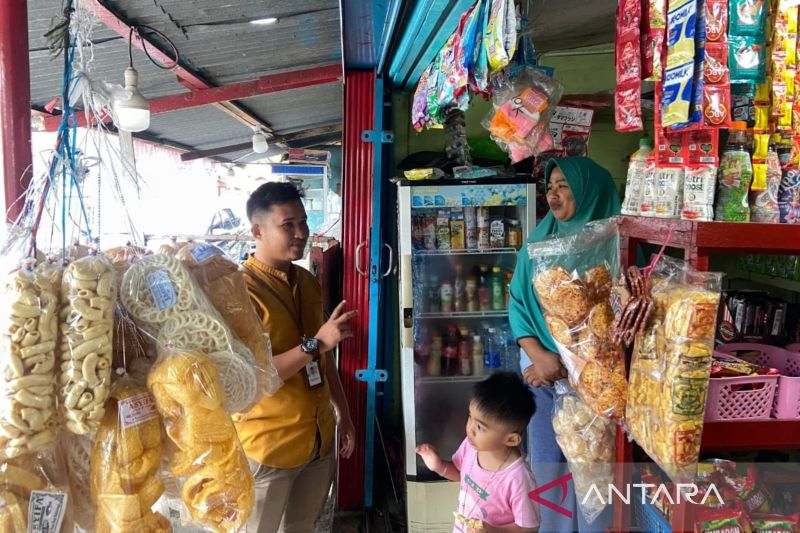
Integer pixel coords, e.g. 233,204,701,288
355,241,368,277
381,244,394,278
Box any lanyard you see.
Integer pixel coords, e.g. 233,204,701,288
242,266,306,336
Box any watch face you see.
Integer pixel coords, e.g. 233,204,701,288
304,337,319,352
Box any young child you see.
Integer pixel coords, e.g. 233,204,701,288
416,371,540,533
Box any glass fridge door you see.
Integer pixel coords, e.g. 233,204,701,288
397,180,535,480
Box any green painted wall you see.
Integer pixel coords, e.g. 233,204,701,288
392,45,653,189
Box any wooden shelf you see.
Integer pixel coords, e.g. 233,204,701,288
701,420,800,451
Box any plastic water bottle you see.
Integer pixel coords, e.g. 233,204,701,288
484,328,501,370
622,138,654,216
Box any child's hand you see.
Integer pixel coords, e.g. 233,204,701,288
415,443,445,474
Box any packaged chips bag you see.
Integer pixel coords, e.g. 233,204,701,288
626,255,723,482
552,380,615,525
528,219,627,419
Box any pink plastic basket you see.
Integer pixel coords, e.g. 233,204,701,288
786,343,800,353
706,349,778,421
715,343,800,420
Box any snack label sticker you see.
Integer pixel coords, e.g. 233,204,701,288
28,491,68,533
147,269,178,311
118,391,159,429
671,375,708,416
189,243,224,264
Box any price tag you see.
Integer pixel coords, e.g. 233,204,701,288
118,391,158,429
146,269,178,311
28,491,67,533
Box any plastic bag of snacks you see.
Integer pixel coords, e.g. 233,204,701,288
178,243,282,396
90,375,170,532
0,262,59,459
61,432,96,531
483,67,564,163
0,450,72,532
528,219,627,419
147,348,254,532
121,253,267,413
59,253,117,435
626,255,723,482
551,380,615,525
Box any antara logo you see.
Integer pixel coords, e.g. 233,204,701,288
527,473,725,517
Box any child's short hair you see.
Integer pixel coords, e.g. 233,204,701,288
472,371,536,434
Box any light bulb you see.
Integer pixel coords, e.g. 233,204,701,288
113,67,150,132
252,130,268,153
250,17,278,25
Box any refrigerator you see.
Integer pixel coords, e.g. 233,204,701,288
396,178,536,532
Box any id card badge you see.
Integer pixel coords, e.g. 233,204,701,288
305,361,323,389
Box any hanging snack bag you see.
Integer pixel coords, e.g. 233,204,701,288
529,219,627,419
616,85,645,132
90,376,170,532
0,265,59,459
552,381,615,525
706,0,728,42
412,64,434,132
627,256,723,482
705,42,730,84
484,0,516,75
703,85,733,127
688,128,720,165
616,0,644,131
147,349,254,532
0,450,71,532
59,254,116,435
729,35,766,84
729,0,766,36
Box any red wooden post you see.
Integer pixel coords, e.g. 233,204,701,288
1,0,33,223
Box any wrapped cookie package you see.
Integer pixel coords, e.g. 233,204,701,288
120,253,275,414
147,348,254,532
552,380,615,525
529,219,628,419
626,255,723,482
1,265,59,459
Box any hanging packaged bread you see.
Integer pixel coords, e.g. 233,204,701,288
90,375,170,532
147,348,254,532
529,219,627,419
59,253,116,435
1,263,59,459
121,253,265,413
178,242,282,396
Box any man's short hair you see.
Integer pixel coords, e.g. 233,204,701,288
472,371,536,434
246,182,305,221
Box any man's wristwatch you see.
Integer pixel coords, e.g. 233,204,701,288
300,336,321,361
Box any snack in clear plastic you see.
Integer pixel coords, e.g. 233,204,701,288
528,219,627,419
0,450,71,532
59,254,116,435
0,267,59,459
121,253,265,413
147,349,254,532
552,380,615,525
626,256,723,482
90,376,170,532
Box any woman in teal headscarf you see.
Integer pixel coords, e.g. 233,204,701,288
509,157,621,533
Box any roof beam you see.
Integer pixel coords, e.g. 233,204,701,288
180,124,342,161
41,64,342,132
78,0,273,132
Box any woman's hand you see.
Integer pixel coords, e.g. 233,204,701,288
338,414,356,459
523,350,567,387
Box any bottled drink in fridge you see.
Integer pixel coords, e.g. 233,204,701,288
454,264,466,312
472,335,485,377
491,267,505,310
427,335,443,376
477,207,491,249
484,328,501,370
464,207,478,249
440,280,454,313
442,326,460,376
465,276,478,312
427,276,441,313
422,214,437,250
622,138,654,216
504,272,513,309
458,330,472,376
436,210,452,250
478,266,491,311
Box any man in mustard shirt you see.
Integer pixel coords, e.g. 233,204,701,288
237,182,357,532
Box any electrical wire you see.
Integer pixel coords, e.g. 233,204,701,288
128,25,180,70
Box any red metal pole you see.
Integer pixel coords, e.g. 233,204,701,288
0,0,33,223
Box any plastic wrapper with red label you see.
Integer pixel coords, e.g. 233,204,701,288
694,508,751,533
178,243,282,397
616,84,644,132
627,256,723,482
705,0,728,42
705,42,730,84
683,164,718,220
551,381,615,525
529,220,627,419
751,514,800,533
689,129,720,165
121,254,270,414
90,376,170,532
483,67,564,162
0,265,59,460
147,349,254,532
704,84,733,128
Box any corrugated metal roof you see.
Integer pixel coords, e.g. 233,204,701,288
27,0,343,159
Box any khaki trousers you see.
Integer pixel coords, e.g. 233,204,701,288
245,440,336,533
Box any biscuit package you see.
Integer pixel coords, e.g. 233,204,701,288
626,256,723,482
552,380,615,525
89,375,170,532
147,349,254,532
528,219,628,419
177,243,282,397
121,253,271,413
